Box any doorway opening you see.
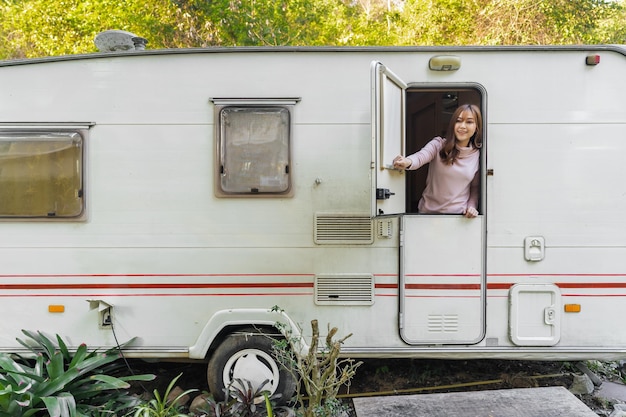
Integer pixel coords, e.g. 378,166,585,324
404,88,483,213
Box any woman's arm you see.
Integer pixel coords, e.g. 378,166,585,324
394,137,444,171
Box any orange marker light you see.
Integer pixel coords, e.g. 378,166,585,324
564,304,581,313
48,305,65,313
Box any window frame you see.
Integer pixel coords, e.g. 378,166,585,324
211,98,299,198
0,124,90,221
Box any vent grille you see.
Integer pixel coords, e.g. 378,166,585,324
428,314,459,333
314,213,373,244
315,274,374,305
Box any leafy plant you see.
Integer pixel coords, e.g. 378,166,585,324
0,329,155,417
199,378,295,417
129,373,196,417
270,307,361,417
198,393,237,417
227,378,271,417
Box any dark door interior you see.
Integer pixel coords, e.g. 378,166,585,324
404,90,481,213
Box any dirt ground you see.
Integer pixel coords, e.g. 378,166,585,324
342,358,599,416
128,358,619,416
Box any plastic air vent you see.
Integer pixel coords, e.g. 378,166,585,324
315,274,374,305
314,213,373,244
428,314,459,333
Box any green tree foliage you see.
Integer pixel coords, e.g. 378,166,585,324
0,0,213,58
185,0,393,46
189,0,341,46
0,0,624,59
587,0,626,44
393,0,625,45
392,0,475,45
538,0,623,43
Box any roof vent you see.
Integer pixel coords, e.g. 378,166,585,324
94,30,148,52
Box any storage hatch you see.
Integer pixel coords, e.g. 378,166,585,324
509,283,561,346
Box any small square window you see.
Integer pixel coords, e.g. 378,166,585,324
0,130,84,218
217,106,291,195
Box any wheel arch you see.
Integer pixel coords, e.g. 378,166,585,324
188,308,306,360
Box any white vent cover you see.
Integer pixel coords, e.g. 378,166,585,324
314,213,373,244
315,274,374,305
427,314,459,333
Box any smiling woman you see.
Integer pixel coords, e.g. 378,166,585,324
392,103,482,218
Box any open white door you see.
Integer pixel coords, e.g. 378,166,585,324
371,61,406,217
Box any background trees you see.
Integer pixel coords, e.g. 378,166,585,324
0,0,624,59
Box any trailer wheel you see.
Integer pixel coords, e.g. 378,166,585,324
207,331,296,404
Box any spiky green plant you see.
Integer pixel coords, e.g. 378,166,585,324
129,373,196,417
0,330,155,417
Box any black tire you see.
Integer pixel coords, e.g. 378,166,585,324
207,330,297,404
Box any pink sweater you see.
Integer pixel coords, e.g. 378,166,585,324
406,136,480,214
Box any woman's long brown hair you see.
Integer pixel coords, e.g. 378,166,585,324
440,104,483,165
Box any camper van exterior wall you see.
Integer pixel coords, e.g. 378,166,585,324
1,45,625,398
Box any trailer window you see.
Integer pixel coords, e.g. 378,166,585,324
0,131,84,218
217,106,291,195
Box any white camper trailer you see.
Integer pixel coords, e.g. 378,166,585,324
1,41,625,399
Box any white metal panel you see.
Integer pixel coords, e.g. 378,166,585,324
487,123,626,247
0,53,376,125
